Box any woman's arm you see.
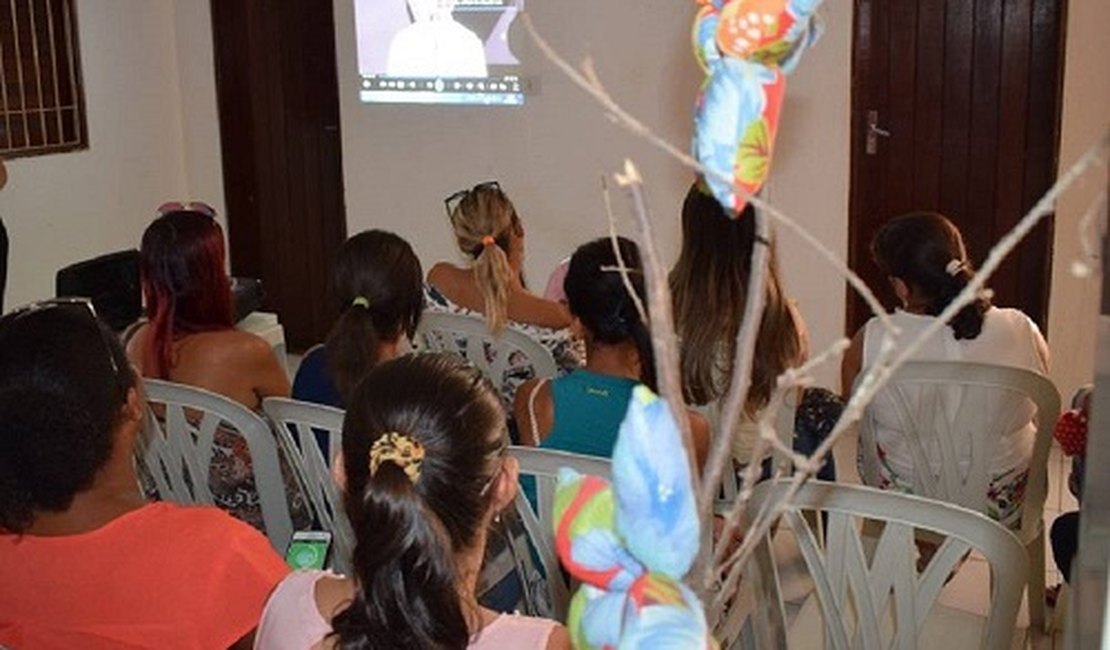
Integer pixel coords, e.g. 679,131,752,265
508,292,572,330
840,328,865,400
687,410,711,472
244,334,291,399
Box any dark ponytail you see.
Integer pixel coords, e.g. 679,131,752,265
324,230,424,405
931,264,984,340
871,211,990,340
332,462,467,649
564,237,657,391
332,354,507,649
628,316,658,392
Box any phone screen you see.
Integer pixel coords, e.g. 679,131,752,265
285,532,332,570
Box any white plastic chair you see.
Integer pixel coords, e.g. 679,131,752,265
509,446,612,621
736,480,1029,650
262,397,354,575
855,361,1060,630
416,311,558,408
136,379,305,553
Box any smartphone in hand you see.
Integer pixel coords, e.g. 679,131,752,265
285,531,332,570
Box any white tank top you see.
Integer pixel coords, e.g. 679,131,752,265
859,307,1049,474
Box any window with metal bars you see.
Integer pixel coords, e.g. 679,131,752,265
0,0,87,157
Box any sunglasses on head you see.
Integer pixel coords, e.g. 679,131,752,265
444,181,501,220
2,297,122,380
157,201,216,218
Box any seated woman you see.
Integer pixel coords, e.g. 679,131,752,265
128,206,290,407
842,211,1050,527
127,206,304,531
427,181,581,409
1050,386,1090,590
515,236,709,467
0,301,288,649
670,182,839,480
256,354,570,650
293,230,424,408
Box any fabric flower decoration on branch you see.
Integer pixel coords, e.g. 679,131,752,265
692,0,826,213
553,386,714,649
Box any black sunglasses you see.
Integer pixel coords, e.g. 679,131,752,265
2,297,122,380
444,181,502,219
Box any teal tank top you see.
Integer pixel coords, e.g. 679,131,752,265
522,369,638,508
540,369,639,458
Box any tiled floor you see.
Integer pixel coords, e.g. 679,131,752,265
762,425,1074,648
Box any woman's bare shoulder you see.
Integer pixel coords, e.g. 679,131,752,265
314,574,355,623
175,328,271,366
428,261,465,286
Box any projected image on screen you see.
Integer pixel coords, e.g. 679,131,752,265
355,0,526,106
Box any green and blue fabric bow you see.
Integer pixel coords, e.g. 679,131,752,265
553,387,713,649
692,0,825,214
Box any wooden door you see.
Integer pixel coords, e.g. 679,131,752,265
211,0,347,351
847,0,1066,335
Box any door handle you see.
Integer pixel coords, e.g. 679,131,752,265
866,109,890,155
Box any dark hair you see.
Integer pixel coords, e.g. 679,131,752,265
325,230,424,405
139,210,234,378
0,306,137,533
871,212,989,340
564,236,657,390
670,182,802,411
332,354,506,650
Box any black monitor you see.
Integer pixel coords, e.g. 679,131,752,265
55,250,142,332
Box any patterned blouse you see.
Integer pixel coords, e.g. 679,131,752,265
422,284,583,412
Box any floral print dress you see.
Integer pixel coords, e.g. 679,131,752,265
422,284,582,413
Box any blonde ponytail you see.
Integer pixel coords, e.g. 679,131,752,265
447,183,520,334
473,242,512,333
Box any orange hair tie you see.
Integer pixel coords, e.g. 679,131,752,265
481,235,496,247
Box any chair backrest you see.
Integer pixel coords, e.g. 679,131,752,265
416,311,558,406
857,361,1059,542
262,397,354,574
739,481,1028,650
508,446,611,621
136,379,300,553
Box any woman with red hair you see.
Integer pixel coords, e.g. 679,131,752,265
127,206,301,532
128,206,289,408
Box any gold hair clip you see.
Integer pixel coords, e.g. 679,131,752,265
369,432,425,483
352,296,371,309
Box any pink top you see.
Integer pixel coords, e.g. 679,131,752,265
255,570,557,649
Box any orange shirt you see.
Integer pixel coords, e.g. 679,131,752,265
0,502,289,650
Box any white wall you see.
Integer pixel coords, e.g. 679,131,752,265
333,0,698,276
173,0,226,219
1046,1,1110,403
333,0,850,388
766,2,852,388
4,0,1096,401
1,0,223,308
